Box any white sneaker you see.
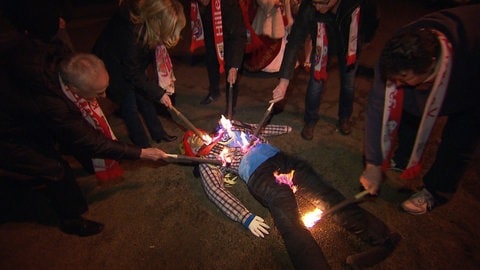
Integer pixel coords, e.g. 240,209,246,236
401,188,434,215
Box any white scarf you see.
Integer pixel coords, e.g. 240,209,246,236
380,30,452,179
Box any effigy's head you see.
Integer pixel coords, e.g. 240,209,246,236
182,129,217,157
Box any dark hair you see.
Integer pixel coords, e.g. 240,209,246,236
379,28,440,80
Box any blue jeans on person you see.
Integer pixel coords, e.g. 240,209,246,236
304,61,358,124
247,152,391,270
119,90,167,148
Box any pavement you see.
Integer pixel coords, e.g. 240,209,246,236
1,1,479,269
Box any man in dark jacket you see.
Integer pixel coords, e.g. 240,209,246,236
0,17,168,237
271,0,379,139
360,5,480,215
195,0,246,117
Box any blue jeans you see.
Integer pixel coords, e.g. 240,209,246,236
119,90,167,148
247,152,391,269
304,62,358,124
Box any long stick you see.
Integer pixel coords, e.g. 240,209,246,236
320,190,370,218
227,83,233,119
165,154,223,165
252,103,275,138
169,106,205,141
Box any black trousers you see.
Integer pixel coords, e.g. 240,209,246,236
248,152,391,270
0,141,88,220
396,107,480,196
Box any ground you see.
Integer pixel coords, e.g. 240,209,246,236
1,1,479,269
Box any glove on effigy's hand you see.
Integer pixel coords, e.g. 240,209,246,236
360,163,383,195
247,215,270,238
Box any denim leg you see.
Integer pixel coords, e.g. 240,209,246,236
304,73,325,124
135,93,167,142
338,62,358,120
119,91,150,148
248,154,330,270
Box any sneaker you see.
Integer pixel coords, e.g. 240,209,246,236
301,123,315,140
338,119,352,135
401,188,434,215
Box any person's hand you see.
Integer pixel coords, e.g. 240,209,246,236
248,215,270,238
360,163,383,195
270,78,289,103
140,147,168,161
227,67,238,85
159,93,172,109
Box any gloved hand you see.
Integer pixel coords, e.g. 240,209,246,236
246,215,270,238
360,163,383,195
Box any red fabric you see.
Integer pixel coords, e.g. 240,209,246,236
314,23,328,81
212,0,225,74
190,1,205,52
381,87,404,172
239,0,264,53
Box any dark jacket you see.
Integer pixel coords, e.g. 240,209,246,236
279,0,379,80
364,4,480,165
198,0,247,70
93,7,166,105
0,35,141,175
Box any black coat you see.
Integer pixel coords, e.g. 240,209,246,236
0,35,141,175
93,7,166,105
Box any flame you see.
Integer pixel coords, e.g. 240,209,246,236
201,133,213,145
302,208,323,228
219,148,232,164
273,170,297,193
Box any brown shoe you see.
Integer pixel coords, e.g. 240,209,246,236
301,123,315,140
338,119,352,135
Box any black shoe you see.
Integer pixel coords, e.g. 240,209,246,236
60,217,104,237
200,94,219,105
345,232,401,269
156,134,177,143
301,123,315,140
338,119,352,135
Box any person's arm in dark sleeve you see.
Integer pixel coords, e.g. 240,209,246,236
279,2,314,80
364,62,386,166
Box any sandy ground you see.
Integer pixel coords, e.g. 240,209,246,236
1,1,479,269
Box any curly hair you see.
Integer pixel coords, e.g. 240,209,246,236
120,0,186,49
379,28,440,81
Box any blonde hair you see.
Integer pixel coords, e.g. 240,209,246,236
121,0,186,49
59,53,107,91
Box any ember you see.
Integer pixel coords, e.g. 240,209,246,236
302,208,323,228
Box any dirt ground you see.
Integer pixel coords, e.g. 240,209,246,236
1,1,479,269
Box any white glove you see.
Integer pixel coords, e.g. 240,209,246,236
360,163,383,195
247,215,270,238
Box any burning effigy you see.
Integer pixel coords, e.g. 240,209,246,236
177,114,400,269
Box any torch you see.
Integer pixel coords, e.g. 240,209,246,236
165,154,223,165
227,83,233,119
252,102,275,139
320,190,370,218
169,106,208,143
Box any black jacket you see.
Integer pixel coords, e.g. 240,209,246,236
93,7,166,105
279,0,379,80
0,35,141,174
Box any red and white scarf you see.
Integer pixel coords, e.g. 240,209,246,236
313,7,360,81
346,7,360,65
59,75,124,181
190,1,205,52
380,30,452,179
190,0,225,73
155,44,175,95
313,22,328,81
